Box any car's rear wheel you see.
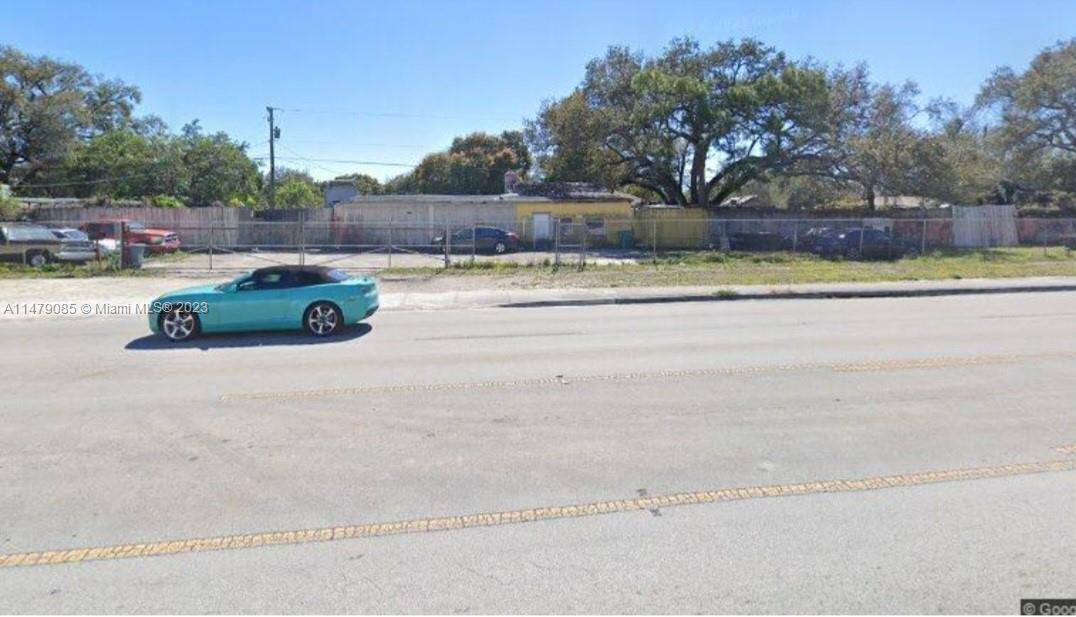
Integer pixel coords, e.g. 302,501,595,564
304,302,342,337
160,308,199,342
845,246,862,260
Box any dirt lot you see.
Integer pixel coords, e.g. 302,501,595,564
142,248,644,272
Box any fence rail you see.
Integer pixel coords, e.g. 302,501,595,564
34,216,1076,271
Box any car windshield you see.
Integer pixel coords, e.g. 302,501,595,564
126,221,145,231
215,272,253,291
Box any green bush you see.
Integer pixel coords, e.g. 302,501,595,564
150,194,186,208
0,194,22,221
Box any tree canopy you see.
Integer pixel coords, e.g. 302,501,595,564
0,45,142,187
528,36,1076,209
529,38,838,207
386,131,531,194
333,172,383,195
976,38,1076,201
3,37,1075,210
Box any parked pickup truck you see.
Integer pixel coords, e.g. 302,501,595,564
80,219,181,254
0,223,72,266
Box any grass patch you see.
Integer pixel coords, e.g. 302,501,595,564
5,246,1076,288
382,246,1076,288
0,261,160,279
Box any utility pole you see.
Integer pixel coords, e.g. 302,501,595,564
267,106,277,208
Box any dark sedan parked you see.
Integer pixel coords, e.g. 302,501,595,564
729,231,789,252
813,228,920,260
797,227,842,253
432,226,520,254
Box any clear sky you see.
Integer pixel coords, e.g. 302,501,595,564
3,0,1074,181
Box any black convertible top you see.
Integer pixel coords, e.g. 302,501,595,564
252,265,348,283
254,265,335,274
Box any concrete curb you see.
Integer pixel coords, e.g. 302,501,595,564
499,284,1076,309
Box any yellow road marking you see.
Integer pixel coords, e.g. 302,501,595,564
2,458,1073,569
833,354,1031,372
221,352,1075,401
1056,443,1076,455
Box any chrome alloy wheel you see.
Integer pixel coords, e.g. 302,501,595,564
306,303,339,336
161,309,197,341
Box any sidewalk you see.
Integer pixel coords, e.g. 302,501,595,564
6,273,1067,316
3,275,1076,320
388,276,1076,310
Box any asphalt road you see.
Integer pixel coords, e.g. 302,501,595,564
1,292,1074,613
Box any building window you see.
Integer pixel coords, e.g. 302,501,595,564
585,218,606,236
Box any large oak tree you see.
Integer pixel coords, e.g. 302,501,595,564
0,46,141,187
528,38,835,207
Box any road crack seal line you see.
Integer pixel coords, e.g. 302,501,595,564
220,352,1076,402
1,458,1074,569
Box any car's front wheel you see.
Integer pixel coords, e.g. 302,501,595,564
160,308,199,342
493,241,507,254
304,302,342,337
26,250,49,268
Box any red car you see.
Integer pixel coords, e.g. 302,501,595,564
80,219,181,254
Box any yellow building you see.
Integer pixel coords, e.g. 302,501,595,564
335,189,640,248
514,199,635,247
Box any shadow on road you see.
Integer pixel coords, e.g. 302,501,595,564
125,323,372,351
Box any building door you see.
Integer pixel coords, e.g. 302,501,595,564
533,213,552,246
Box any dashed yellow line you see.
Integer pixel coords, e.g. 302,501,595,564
220,352,1075,401
2,458,1073,569
1056,443,1076,455
832,354,1029,372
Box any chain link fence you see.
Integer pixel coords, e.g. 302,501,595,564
34,215,1076,272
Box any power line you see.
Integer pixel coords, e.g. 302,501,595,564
271,144,351,177
275,156,415,168
282,139,431,149
10,172,165,190
272,106,519,123
254,155,416,168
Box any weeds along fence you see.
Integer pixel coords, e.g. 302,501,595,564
34,215,1076,271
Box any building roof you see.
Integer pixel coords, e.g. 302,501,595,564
513,181,637,202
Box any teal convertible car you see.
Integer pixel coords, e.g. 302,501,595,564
148,265,379,342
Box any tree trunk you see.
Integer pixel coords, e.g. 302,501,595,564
690,144,709,208
864,185,876,211
688,139,714,206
